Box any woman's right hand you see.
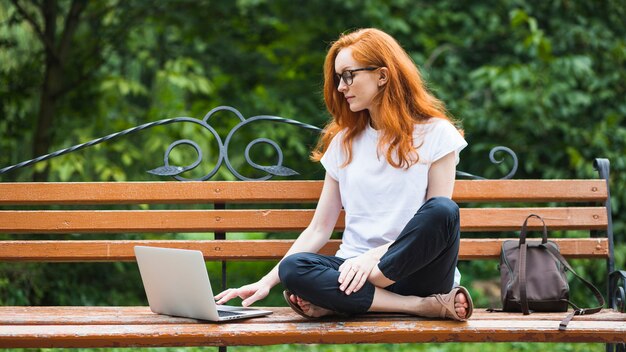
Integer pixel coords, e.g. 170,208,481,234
214,279,272,307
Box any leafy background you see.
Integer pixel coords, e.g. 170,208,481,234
1,0,625,351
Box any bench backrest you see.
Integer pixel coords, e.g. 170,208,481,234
0,179,611,262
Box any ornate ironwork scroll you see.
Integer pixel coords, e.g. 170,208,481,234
0,106,321,181
0,106,518,180
455,146,518,180
146,106,322,181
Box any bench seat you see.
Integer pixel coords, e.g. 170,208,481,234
0,175,624,349
1,307,624,348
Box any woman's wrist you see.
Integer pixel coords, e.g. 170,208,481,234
365,244,388,262
260,271,280,288
362,249,380,262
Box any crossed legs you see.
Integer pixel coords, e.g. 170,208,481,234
285,285,470,319
279,197,471,320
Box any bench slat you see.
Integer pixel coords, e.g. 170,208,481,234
0,182,323,205
453,179,607,202
1,307,624,325
0,207,608,233
0,180,607,204
1,319,624,348
0,238,608,262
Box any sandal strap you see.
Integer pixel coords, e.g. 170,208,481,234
433,288,460,320
431,286,474,321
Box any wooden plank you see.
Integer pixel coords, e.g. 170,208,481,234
0,319,625,348
0,181,323,205
0,207,608,234
453,179,607,202
1,307,624,325
0,209,324,233
0,180,607,205
460,207,608,231
459,238,609,259
0,238,609,262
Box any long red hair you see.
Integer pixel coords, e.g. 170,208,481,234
312,28,457,168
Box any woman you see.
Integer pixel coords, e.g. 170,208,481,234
215,28,473,320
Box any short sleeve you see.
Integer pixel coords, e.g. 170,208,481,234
319,133,342,181
426,119,468,165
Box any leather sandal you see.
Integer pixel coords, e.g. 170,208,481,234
420,286,474,321
283,290,317,320
283,290,350,319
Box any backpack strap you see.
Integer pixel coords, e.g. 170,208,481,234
542,243,605,330
519,241,530,315
518,214,547,315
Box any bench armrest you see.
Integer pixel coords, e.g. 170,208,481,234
609,270,626,312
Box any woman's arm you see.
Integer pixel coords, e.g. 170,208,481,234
215,173,342,306
258,173,342,287
426,151,457,199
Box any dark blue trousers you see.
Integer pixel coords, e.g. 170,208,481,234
278,197,461,314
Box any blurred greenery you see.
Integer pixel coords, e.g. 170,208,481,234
0,0,625,350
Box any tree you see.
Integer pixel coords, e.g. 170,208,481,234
1,0,624,313
2,0,159,180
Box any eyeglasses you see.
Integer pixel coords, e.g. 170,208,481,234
335,67,379,86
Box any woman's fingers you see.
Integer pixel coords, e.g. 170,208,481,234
214,291,226,300
338,267,346,284
241,290,263,307
339,267,358,292
338,258,374,294
338,263,354,284
215,287,250,305
343,264,374,294
214,288,237,300
214,288,237,304
347,272,368,294
345,269,366,295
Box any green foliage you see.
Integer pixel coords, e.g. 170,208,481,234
0,261,146,306
0,1,625,350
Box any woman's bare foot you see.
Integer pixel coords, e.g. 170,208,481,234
454,290,469,319
287,292,334,318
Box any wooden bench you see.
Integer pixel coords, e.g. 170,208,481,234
0,160,625,349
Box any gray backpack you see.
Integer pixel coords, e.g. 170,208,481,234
499,214,604,330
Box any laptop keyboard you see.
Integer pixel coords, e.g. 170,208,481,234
218,310,244,318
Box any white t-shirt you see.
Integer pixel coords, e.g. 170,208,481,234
320,118,467,284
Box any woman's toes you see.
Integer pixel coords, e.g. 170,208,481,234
455,292,467,305
290,294,334,318
454,292,468,318
455,306,466,319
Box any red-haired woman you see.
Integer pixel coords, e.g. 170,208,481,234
216,28,473,321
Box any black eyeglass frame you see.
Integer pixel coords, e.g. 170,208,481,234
335,67,380,86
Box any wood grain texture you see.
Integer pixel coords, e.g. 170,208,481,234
453,179,607,202
0,238,609,262
0,310,624,348
0,207,607,233
0,180,607,205
0,181,323,205
2,307,624,325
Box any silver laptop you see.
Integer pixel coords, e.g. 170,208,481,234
134,246,273,321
